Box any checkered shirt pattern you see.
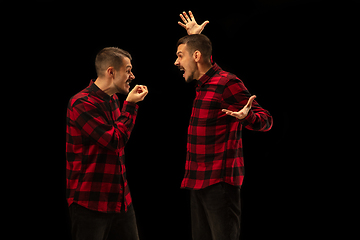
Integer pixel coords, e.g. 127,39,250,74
181,63,273,190
66,80,138,213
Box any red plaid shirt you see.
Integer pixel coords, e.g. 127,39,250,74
181,63,273,190
66,80,138,213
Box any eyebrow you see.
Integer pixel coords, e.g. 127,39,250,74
176,51,183,56
126,65,132,69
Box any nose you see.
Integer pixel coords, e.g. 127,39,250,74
174,58,179,66
130,71,135,80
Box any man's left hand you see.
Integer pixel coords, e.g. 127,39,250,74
222,95,256,120
178,11,209,35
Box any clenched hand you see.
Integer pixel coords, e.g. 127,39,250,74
126,85,148,103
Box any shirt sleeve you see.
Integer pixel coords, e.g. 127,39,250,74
222,78,273,132
70,99,138,152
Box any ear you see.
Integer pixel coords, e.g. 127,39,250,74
106,67,115,78
193,50,202,63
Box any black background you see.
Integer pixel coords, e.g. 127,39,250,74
21,0,352,239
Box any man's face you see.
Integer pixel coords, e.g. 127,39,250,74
174,44,197,83
113,57,135,95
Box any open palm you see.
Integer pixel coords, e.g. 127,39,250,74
178,11,209,35
222,95,257,120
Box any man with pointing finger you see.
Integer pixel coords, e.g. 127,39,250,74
66,47,148,240
176,12,273,240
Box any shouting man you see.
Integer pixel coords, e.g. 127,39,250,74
175,12,273,240
66,47,148,240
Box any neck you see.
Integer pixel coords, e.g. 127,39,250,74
196,62,212,80
94,77,116,96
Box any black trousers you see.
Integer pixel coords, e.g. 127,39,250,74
190,182,241,240
69,203,139,240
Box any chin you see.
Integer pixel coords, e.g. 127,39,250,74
122,89,130,95
185,73,195,83
116,86,130,95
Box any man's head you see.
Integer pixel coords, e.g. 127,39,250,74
174,34,212,83
95,47,135,95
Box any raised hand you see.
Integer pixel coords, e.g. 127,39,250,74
222,95,257,120
126,85,148,103
178,11,209,35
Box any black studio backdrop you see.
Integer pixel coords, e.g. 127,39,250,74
24,0,343,239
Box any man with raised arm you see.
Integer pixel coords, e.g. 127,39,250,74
176,11,273,240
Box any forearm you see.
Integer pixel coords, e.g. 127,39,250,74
72,99,138,152
114,101,139,148
241,109,273,132
222,78,273,132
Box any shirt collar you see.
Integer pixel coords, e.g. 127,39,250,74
196,63,221,88
88,79,112,102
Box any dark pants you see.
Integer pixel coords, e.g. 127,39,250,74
190,182,241,240
69,203,139,240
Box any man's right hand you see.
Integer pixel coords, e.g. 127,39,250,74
126,85,148,103
178,11,209,35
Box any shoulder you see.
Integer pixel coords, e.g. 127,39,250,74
212,68,242,87
214,70,249,98
68,87,94,109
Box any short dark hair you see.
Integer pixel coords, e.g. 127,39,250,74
177,34,212,62
95,47,132,77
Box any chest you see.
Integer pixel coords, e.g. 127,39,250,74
192,83,225,119
99,99,121,124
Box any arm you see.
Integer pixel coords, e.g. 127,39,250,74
72,99,138,152
178,11,209,35
71,85,148,151
222,95,256,121
221,79,273,132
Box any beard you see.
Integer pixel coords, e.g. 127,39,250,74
113,79,130,95
185,71,196,83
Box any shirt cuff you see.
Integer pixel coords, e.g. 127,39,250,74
239,110,255,125
122,101,139,114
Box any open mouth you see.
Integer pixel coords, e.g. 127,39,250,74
126,79,132,86
179,67,185,77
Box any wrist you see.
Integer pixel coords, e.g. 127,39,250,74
123,101,139,113
125,96,137,104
